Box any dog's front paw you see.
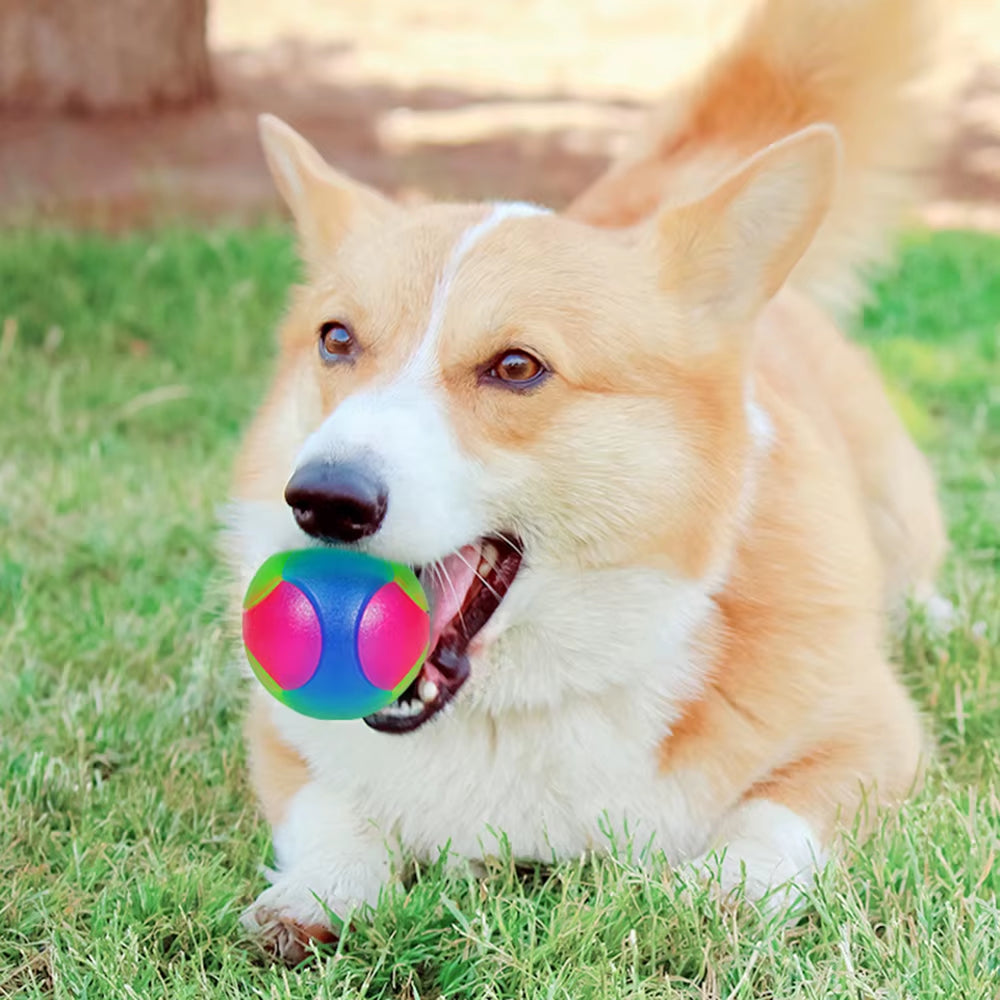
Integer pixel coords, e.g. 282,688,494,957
690,838,814,909
241,873,371,963
686,800,824,911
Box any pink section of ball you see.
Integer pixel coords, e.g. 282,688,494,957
357,581,430,690
242,580,322,691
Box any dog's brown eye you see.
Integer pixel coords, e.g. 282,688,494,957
486,350,548,388
318,321,355,362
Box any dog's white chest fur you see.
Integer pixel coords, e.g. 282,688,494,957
270,695,711,867
266,563,719,868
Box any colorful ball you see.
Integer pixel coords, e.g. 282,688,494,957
242,548,430,720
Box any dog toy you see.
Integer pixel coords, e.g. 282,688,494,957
242,548,430,720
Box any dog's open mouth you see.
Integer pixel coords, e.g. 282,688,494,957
363,535,521,734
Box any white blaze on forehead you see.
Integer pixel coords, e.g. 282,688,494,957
406,201,551,379
291,201,551,566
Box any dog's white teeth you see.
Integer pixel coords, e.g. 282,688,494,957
379,698,424,719
419,678,439,703
479,540,499,575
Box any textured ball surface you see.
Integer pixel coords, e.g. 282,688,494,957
242,549,430,720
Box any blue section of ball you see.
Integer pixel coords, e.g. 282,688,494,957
278,548,393,720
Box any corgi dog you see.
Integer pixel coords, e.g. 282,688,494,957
228,0,946,962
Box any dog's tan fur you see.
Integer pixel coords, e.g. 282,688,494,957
566,0,946,613
231,0,945,961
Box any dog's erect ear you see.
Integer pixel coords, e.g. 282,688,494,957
258,114,391,260
653,124,840,327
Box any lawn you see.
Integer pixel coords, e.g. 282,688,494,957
0,227,997,999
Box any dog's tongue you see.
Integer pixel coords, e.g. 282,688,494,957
423,545,480,653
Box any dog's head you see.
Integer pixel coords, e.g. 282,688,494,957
232,115,838,731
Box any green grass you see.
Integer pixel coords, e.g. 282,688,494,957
1,227,998,999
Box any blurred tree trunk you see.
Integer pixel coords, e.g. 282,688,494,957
0,0,213,112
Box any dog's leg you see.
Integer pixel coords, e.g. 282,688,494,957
689,698,922,910
241,783,391,962
667,652,924,910
242,695,390,962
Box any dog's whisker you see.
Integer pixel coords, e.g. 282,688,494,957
496,531,526,557
453,548,503,603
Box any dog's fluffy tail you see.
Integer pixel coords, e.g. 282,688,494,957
567,0,936,314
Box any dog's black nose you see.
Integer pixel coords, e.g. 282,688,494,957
284,461,388,543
